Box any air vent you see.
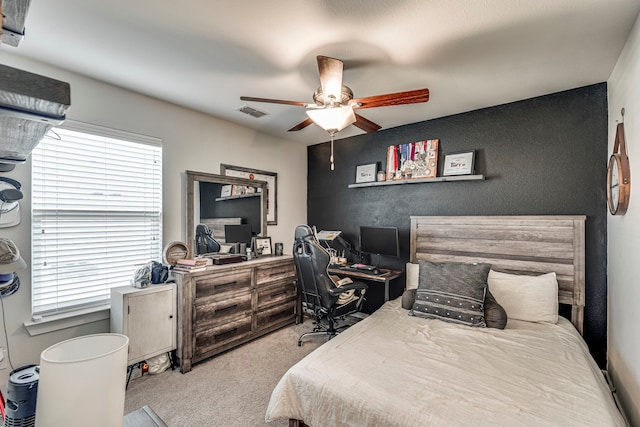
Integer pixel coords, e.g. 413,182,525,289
237,105,268,118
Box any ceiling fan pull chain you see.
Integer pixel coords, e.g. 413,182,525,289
330,134,335,170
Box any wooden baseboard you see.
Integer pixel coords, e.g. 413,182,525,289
602,369,631,426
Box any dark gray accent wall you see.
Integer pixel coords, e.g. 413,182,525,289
199,182,262,235
307,83,608,366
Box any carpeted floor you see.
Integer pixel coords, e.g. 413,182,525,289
124,321,323,426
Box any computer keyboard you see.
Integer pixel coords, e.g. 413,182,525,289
330,264,384,275
330,264,354,271
351,263,377,271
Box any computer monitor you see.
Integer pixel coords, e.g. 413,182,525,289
359,226,400,258
224,224,252,245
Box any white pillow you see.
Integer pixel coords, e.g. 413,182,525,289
487,270,558,324
406,262,419,290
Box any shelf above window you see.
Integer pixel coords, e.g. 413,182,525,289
215,193,260,202
348,174,485,188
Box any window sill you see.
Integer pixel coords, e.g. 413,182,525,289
24,305,111,336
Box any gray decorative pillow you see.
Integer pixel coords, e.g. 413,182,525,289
410,261,491,327
401,289,417,309
484,289,507,329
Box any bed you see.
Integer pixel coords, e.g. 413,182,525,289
265,216,625,427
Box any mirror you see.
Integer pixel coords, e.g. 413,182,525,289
186,170,268,257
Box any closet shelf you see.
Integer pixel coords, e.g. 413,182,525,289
348,174,485,188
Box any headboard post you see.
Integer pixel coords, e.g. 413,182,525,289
410,216,419,264
571,217,586,334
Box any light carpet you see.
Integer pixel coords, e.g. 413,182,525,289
124,322,322,426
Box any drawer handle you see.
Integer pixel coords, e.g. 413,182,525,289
268,270,287,277
215,328,238,341
269,290,287,298
216,304,238,314
216,281,237,289
268,310,287,320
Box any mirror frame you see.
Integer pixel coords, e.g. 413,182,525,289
186,170,268,256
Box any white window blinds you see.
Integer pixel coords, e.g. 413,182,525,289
31,122,162,316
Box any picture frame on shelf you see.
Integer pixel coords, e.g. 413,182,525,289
254,237,272,256
442,150,475,176
221,164,278,225
220,185,232,197
355,163,377,183
389,139,439,180
231,185,245,196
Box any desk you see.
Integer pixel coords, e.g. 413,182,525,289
328,266,403,305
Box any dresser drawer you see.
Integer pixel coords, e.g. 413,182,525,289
194,293,252,327
195,269,251,299
256,280,296,310
256,262,295,286
256,301,296,329
194,315,252,356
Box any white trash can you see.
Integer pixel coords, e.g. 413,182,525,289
35,333,129,427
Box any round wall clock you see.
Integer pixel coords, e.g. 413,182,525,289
607,118,631,215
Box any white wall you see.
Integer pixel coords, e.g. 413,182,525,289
0,51,307,387
607,12,640,426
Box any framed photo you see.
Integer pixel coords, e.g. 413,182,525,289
254,237,272,255
355,163,377,183
386,139,439,180
442,150,475,176
221,164,278,225
220,185,232,197
231,185,245,196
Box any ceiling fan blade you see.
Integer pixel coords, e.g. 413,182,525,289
288,117,314,132
353,113,382,133
240,96,307,107
350,88,429,109
317,56,343,102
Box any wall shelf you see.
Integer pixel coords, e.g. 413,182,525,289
215,193,260,202
348,174,485,188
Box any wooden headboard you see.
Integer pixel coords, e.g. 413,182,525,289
410,215,586,334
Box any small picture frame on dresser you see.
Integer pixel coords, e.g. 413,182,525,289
254,237,272,255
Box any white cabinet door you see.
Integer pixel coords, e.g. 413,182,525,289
127,288,175,363
111,284,177,365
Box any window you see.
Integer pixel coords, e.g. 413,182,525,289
31,121,162,316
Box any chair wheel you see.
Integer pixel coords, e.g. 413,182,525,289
297,341,302,347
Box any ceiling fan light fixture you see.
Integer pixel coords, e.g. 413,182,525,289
306,105,356,134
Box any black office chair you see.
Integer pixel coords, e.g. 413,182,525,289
195,224,220,255
293,224,368,346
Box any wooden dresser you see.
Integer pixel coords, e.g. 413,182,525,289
173,255,297,373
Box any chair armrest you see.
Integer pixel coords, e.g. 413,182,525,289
328,281,368,296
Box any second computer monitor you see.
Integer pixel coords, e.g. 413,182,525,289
225,224,253,245
359,226,400,258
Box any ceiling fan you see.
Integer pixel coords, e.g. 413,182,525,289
240,55,430,135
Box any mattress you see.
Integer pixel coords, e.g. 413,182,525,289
266,298,624,426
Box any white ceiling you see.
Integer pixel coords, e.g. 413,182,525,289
8,0,640,144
